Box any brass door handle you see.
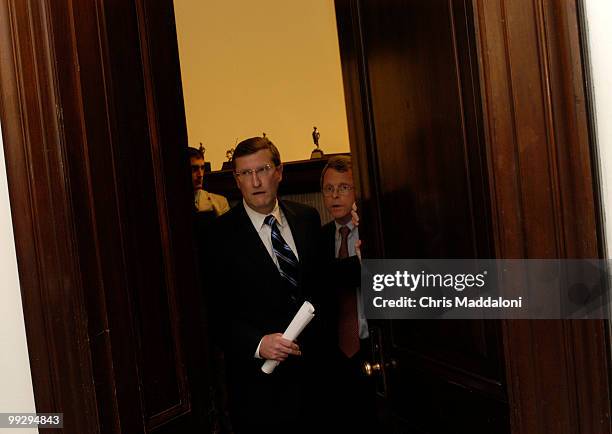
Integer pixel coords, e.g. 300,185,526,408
362,361,382,377
362,359,398,377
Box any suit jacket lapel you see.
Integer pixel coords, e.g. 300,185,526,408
323,221,336,259
280,201,310,299
280,201,306,263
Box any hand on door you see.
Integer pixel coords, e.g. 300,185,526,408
351,202,362,262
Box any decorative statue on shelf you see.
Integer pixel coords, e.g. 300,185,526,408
310,126,324,159
198,142,205,156
221,145,235,171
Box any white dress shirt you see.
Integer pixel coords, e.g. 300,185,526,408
243,199,299,358
194,189,230,216
334,221,369,339
243,199,299,267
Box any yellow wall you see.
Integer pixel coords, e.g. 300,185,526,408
174,0,350,170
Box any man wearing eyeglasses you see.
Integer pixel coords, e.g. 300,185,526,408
320,155,378,433
208,136,334,433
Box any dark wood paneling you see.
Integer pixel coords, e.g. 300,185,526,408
54,0,144,431
134,0,211,430
361,0,493,260
334,0,386,258
0,0,101,432
474,0,611,433
337,0,610,433
99,0,188,422
336,1,507,432
0,0,210,433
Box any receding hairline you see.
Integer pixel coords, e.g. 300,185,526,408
233,148,275,163
232,136,281,169
321,155,353,186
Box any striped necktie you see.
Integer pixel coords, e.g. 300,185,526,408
264,214,299,288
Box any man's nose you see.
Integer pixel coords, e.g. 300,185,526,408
250,171,262,187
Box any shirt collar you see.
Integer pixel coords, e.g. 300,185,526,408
243,199,284,230
334,220,355,233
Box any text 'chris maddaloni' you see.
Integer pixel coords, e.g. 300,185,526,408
370,270,522,309
364,259,612,320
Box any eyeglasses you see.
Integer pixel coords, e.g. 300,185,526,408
234,163,276,178
322,184,354,196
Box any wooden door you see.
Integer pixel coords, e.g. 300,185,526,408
335,0,611,433
0,0,211,432
335,1,507,432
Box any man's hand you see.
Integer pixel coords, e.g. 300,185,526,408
351,202,360,227
352,202,362,262
259,333,301,362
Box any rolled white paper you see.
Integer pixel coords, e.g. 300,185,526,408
261,301,315,374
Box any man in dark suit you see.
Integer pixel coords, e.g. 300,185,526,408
209,137,333,434
320,155,378,433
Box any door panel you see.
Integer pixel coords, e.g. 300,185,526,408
337,0,611,433
0,0,211,432
335,0,508,432
98,0,211,431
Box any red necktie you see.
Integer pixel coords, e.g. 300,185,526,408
337,226,360,357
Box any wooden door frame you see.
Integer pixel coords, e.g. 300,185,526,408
474,1,611,432
0,1,207,433
0,1,102,432
335,0,611,433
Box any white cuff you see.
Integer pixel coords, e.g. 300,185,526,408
254,338,264,359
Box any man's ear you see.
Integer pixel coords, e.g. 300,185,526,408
277,164,283,181
234,175,241,191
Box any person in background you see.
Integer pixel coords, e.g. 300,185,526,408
189,147,230,216
320,155,379,433
187,146,233,433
